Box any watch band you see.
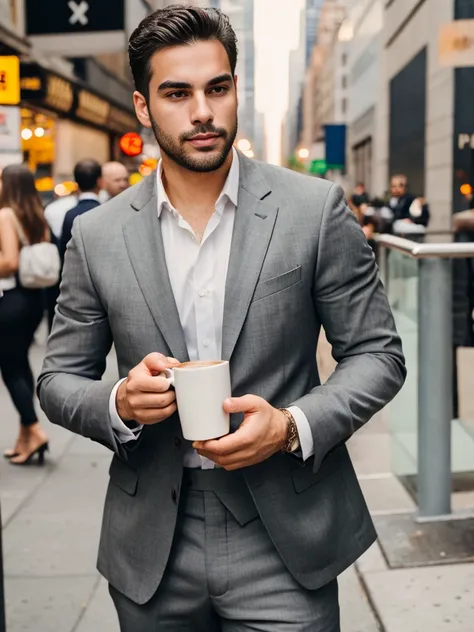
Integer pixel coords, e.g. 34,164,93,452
279,408,300,453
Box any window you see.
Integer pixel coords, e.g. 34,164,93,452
342,98,347,115
353,138,373,195
342,75,347,89
342,53,348,67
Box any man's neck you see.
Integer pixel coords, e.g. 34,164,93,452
161,151,233,216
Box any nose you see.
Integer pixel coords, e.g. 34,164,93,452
190,93,214,127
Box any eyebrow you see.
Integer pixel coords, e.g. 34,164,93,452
158,74,233,92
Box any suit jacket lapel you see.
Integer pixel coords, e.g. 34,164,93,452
123,175,189,363
222,156,278,361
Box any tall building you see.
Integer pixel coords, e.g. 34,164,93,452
345,0,383,194
211,0,256,149
300,0,346,153
305,0,324,68
281,10,306,164
372,0,459,230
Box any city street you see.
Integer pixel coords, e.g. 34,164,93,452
1,324,473,631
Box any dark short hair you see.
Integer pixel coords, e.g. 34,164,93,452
128,5,238,100
74,159,102,192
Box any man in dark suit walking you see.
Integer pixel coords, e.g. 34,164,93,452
59,160,102,260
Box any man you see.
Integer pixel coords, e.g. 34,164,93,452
44,193,77,241
59,159,102,260
38,7,406,631
388,174,430,234
350,182,369,210
100,161,130,203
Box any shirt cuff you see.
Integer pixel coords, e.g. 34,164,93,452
287,406,314,461
109,378,143,443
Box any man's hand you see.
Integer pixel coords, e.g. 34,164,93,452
193,395,288,470
116,353,180,424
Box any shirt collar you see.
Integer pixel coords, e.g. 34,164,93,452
157,146,239,218
78,192,101,203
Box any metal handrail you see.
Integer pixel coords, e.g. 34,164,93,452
376,234,474,259
378,232,474,519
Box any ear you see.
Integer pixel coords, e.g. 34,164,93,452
133,91,152,129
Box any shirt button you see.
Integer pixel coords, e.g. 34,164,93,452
198,289,206,298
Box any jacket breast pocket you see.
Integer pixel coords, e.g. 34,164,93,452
109,457,139,496
252,265,302,303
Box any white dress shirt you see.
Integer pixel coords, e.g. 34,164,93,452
109,148,314,468
44,195,78,240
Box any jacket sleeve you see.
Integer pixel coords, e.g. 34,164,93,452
38,216,125,457
290,184,406,472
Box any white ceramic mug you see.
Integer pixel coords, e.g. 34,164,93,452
163,360,231,441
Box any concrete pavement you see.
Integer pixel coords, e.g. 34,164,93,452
0,323,472,630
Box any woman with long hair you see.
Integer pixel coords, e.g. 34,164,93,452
0,164,50,465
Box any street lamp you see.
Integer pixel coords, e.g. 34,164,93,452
237,138,252,152
298,148,309,160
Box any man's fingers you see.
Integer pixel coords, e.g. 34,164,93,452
130,374,173,394
139,402,177,423
129,391,176,410
193,428,251,456
142,353,179,375
223,394,262,414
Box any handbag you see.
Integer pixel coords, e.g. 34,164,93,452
6,208,60,289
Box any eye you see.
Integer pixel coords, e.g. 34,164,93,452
168,91,189,100
209,86,228,95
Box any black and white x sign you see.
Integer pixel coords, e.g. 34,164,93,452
68,1,89,26
25,0,124,36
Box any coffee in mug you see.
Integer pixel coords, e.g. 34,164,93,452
163,360,231,441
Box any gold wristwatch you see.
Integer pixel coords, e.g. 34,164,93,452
279,408,300,453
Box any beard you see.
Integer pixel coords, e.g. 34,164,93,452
150,114,238,173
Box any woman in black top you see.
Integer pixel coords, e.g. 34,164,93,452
0,165,50,465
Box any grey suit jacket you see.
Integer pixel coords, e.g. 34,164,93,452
38,154,406,605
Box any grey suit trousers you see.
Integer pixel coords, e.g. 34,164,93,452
109,471,340,632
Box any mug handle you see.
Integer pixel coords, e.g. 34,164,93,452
162,368,175,388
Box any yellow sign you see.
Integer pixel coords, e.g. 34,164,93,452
439,20,474,68
0,56,20,105
20,77,42,92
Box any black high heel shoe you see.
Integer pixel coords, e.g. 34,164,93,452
9,442,49,466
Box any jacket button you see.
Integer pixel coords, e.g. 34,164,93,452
171,488,178,504
173,437,182,448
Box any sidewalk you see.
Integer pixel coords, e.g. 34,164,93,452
0,325,472,631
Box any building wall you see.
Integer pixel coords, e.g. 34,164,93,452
346,0,383,192
213,0,256,146
54,120,110,180
305,0,324,68
374,0,454,230
301,0,346,155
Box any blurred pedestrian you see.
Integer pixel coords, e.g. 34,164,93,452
349,182,369,221
0,164,50,465
38,6,405,630
44,191,77,242
99,161,130,203
388,174,430,235
59,159,102,261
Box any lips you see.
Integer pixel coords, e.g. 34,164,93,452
187,134,221,147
